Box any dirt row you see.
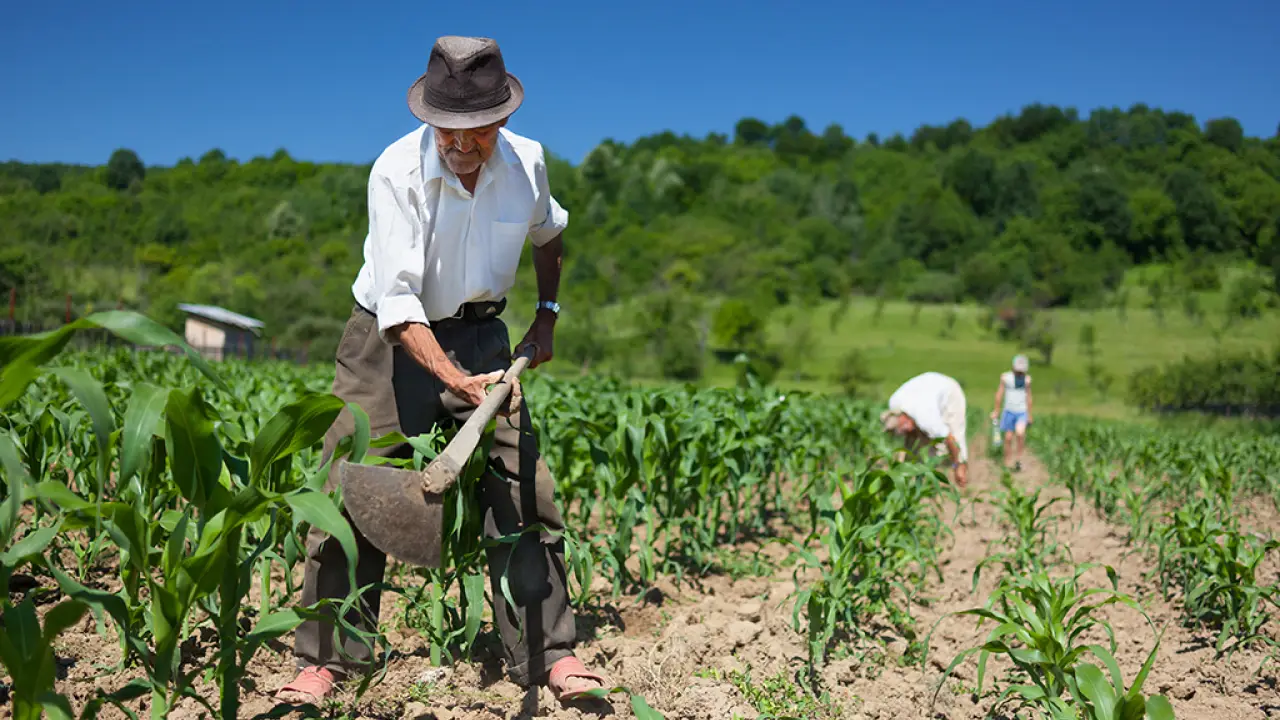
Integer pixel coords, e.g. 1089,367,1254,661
18,439,1280,719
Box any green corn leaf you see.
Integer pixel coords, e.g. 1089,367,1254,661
4,597,41,668
1145,695,1176,720
0,322,84,409
1119,693,1149,720
98,505,151,575
42,599,89,643
39,693,76,720
249,393,346,485
1006,683,1048,701
49,367,115,464
243,608,308,648
1,523,62,565
1076,663,1119,719
119,383,169,486
283,489,359,588
47,565,132,628
165,387,225,509
1086,644,1127,697
83,310,229,394
631,693,666,719
462,572,485,650
76,678,149,720
0,430,32,496
346,402,372,465
1128,636,1163,700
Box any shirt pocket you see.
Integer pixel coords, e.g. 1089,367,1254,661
490,220,529,288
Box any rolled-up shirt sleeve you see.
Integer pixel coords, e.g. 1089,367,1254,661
527,145,569,247
366,171,429,342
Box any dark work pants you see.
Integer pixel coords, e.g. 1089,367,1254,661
292,304,576,686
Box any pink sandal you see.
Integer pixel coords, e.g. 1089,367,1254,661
275,666,335,704
548,655,609,701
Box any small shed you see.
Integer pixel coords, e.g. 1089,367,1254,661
178,303,264,361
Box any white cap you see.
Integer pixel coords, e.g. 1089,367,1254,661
1012,354,1029,372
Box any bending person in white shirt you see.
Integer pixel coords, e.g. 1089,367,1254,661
880,371,969,488
276,36,604,706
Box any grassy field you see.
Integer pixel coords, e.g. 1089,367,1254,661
755,295,1280,419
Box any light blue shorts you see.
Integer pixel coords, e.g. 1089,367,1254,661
1000,410,1027,433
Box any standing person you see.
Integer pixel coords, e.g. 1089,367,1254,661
880,371,969,488
991,354,1033,471
274,36,605,705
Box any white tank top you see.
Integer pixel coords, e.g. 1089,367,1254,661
1001,371,1030,413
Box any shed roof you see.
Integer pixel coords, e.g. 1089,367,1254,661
178,303,265,333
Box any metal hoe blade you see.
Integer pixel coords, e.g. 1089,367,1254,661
340,460,446,567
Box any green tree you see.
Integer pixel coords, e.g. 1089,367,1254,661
1126,187,1181,262
943,149,998,216
1166,168,1233,252
711,298,765,349
105,148,145,190
1204,117,1244,153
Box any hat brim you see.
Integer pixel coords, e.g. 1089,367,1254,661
406,73,524,129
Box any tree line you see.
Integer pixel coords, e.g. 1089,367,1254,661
2,103,1278,366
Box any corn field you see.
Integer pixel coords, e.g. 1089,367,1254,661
1,312,1278,719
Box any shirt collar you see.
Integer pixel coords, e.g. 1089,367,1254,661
419,126,517,191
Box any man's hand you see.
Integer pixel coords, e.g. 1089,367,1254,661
440,368,522,416
516,310,556,369
954,462,968,488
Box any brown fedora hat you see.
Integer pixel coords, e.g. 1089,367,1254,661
407,36,524,129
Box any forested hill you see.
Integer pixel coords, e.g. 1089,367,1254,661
2,103,1279,354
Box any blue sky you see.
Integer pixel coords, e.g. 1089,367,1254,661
2,0,1277,168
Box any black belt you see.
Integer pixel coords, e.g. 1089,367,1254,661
437,298,507,323
356,298,506,324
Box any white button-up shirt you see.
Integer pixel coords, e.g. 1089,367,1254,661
887,371,963,440
351,125,568,341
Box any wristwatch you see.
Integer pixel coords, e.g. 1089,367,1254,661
535,300,560,315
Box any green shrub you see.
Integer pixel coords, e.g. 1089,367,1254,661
905,271,963,304
1128,346,1280,416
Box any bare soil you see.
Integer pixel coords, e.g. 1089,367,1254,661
10,439,1280,719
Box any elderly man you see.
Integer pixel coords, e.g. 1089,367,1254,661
275,36,604,704
881,371,969,487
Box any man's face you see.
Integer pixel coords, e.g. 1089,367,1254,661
896,415,917,434
434,120,504,177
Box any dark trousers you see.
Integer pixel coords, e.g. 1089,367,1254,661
293,304,576,686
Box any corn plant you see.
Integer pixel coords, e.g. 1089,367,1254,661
1153,494,1280,658
789,455,952,680
0,438,80,720
1003,640,1176,719
926,563,1169,717
393,426,505,668
1,312,371,719
972,472,1072,590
